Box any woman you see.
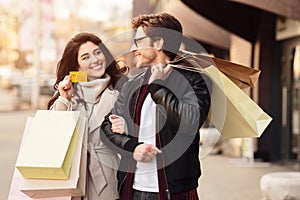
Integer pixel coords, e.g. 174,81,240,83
47,32,127,199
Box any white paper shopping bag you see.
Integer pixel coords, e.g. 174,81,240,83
16,110,81,180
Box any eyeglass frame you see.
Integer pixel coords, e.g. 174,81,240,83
133,36,152,48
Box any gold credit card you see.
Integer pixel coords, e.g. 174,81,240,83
70,71,87,82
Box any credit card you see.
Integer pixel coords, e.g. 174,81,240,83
69,71,87,82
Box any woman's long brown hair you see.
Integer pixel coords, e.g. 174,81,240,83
47,32,127,109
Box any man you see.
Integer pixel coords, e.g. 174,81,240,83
101,12,211,200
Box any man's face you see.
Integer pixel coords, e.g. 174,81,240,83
131,27,158,68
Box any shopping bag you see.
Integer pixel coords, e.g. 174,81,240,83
202,65,272,138
16,110,81,180
8,116,87,199
210,56,260,89
175,51,261,89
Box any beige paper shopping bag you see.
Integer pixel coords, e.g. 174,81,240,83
16,110,81,180
9,117,73,200
21,116,87,198
9,116,87,199
202,65,272,138
175,51,261,89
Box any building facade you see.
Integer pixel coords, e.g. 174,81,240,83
179,0,300,167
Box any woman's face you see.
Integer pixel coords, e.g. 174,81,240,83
77,41,106,81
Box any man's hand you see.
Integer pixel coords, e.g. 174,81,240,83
148,64,172,83
133,144,162,162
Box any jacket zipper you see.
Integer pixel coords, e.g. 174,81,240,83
119,79,143,193
132,86,142,137
118,171,128,193
156,109,171,200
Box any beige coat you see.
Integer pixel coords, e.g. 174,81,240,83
52,75,119,200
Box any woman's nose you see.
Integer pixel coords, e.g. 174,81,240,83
91,53,99,63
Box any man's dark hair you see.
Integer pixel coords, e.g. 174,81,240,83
131,12,183,60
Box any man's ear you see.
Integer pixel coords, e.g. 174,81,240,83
153,37,164,50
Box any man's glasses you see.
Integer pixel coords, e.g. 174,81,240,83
133,36,151,48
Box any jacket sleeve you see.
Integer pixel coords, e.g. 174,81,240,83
50,96,71,111
100,81,142,156
147,70,211,135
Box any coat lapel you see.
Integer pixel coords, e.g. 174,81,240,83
89,89,118,133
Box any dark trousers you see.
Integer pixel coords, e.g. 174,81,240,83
132,189,159,200
131,188,199,200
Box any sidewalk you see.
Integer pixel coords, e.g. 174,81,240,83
0,110,36,200
198,155,292,200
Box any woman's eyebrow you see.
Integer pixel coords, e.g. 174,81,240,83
80,52,89,58
93,47,101,52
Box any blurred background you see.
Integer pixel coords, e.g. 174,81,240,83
1,0,300,170
0,0,133,110
1,0,300,199
1,0,300,167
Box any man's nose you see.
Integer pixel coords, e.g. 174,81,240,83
130,43,137,52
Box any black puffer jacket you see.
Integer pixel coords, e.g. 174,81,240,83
100,66,211,195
